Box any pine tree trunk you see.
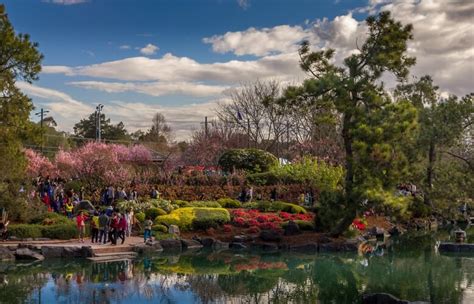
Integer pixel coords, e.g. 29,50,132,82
330,113,356,237
424,141,435,207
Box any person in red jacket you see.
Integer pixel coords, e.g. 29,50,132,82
117,213,127,244
76,211,88,243
108,212,119,245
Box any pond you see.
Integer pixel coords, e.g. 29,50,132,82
1,231,474,304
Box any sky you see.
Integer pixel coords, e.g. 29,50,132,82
5,0,474,140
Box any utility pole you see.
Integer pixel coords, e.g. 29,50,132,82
205,116,209,138
96,104,104,142
35,108,49,153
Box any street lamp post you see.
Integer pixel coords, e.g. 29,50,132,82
96,104,104,142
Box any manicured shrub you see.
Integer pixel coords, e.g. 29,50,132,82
245,201,307,214
192,208,231,230
172,200,189,207
30,212,70,225
155,207,230,231
135,212,146,223
9,224,42,239
218,148,278,173
152,224,168,233
184,201,222,208
148,199,176,213
145,207,167,220
217,198,241,208
41,223,77,240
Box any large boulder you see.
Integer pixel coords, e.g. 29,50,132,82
284,221,301,236
74,200,96,214
229,242,247,250
0,247,15,261
41,246,64,258
200,237,216,247
181,239,203,250
62,246,85,258
159,239,182,251
169,225,180,236
260,230,282,242
15,248,44,261
213,240,229,250
133,242,163,254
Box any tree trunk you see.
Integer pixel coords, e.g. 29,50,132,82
424,140,435,207
330,113,356,237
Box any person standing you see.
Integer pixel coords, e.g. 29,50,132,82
65,200,74,219
125,209,133,237
98,211,109,244
76,211,87,243
118,213,127,244
150,187,159,199
108,212,119,245
143,216,153,243
90,211,100,243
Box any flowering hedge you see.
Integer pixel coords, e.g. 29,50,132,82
231,209,313,232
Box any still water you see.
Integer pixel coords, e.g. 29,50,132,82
1,232,473,304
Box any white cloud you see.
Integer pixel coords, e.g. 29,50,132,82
18,82,220,140
119,45,131,50
67,80,228,97
43,0,89,5
42,52,304,84
203,25,312,56
17,82,93,131
139,43,159,55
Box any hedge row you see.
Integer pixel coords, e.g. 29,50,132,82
9,222,77,240
155,207,230,231
242,201,307,214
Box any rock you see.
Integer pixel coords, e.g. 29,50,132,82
318,236,333,244
62,246,84,258
181,239,203,250
212,240,229,250
15,248,44,261
0,247,15,261
229,242,247,250
133,242,163,254
290,243,318,252
41,246,64,258
159,239,182,251
200,237,216,247
319,241,358,252
169,225,180,236
362,293,429,304
438,242,474,253
81,246,94,258
260,230,282,242
261,243,279,251
284,220,301,236
233,235,249,243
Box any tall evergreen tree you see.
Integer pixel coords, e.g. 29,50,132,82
281,12,418,235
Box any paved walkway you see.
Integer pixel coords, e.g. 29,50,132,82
0,236,144,249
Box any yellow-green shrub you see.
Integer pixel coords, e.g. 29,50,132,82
155,207,230,231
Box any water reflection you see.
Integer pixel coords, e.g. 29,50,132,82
1,234,474,304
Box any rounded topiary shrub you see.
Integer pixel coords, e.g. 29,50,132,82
218,148,278,173
217,198,241,208
135,212,146,223
145,207,167,220
152,224,168,233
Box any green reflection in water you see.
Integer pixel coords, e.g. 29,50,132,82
0,232,473,304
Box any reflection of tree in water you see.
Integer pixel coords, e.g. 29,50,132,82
1,236,473,304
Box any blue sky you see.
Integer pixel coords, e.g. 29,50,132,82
5,0,473,139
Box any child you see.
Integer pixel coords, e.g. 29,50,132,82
144,216,153,243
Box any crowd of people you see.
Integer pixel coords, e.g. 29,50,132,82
77,209,135,245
